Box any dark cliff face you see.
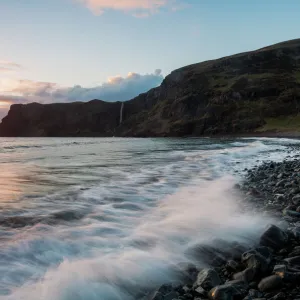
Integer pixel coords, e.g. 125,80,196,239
0,101,121,137
1,38,300,137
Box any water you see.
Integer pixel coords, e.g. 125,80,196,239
119,102,124,124
0,137,300,300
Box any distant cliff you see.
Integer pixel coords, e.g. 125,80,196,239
1,38,300,137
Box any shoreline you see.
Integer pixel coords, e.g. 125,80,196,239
1,130,300,139
144,158,300,300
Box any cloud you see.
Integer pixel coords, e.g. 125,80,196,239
0,61,23,73
75,0,180,16
9,80,58,97
0,69,163,108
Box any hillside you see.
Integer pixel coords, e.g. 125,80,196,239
1,38,300,137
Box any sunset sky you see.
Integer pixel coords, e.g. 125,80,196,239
0,0,300,118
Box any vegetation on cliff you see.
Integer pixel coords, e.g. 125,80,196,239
1,39,300,137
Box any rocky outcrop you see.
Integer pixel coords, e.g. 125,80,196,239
1,38,300,137
141,158,300,300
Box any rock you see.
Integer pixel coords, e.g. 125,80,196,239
272,264,300,281
255,247,272,263
248,188,261,197
185,244,227,267
293,195,300,205
209,281,247,300
149,291,164,300
275,194,284,202
284,256,300,266
226,260,240,272
288,246,300,257
259,225,288,250
258,275,282,292
193,268,222,290
164,291,179,300
233,268,256,283
248,282,257,289
283,209,300,218
284,204,296,211
243,289,263,299
235,183,241,189
291,226,300,239
175,262,198,283
270,292,286,300
276,180,285,187
273,265,287,275
278,249,288,256
277,220,290,231
289,187,299,195
229,242,248,261
242,251,269,273
157,284,173,294
194,286,207,297
182,285,191,293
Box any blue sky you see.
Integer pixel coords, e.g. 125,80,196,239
0,0,299,116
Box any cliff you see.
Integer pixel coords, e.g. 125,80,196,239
1,38,300,137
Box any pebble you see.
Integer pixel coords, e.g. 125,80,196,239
148,159,300,300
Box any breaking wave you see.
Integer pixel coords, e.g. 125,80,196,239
0,137,299,299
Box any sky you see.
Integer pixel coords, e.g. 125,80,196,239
0,0,300,118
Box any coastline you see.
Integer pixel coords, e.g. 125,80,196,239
1,131,300,139
144,158,300,300
208,131,300,139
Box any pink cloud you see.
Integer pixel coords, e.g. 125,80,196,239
9,80,58,96
0,69,163,103
75,0,180,16
0,61,23,73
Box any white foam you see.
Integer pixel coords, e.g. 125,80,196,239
1,137,299,299
2,178,271,300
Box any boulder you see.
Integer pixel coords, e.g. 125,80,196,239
226,260,240,272
284,256,300,266
258,275,282,292
255,247,272,263
283,209,300,218
157,284,173,294
242,251,269,274
288,246,300,257
194,286,207,297
272,264,300,282
149,291,163,300
174,262,198,283
291,226,300,239
193,268,222,290
259,225,288,250
292,194,300,205
209,281,247,300
270,292,286,300
233,268,256,283
164,291,179,300
243,289,263,299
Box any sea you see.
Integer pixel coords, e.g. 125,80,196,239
0,137,299,300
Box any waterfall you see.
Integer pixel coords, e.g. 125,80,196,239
119,102,124,125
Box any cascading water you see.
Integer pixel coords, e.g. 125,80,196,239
119,102,124,124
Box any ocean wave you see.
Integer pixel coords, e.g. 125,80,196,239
1,178,272,299
1,137,299,299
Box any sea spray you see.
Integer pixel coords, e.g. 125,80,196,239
1,137,299,299
3,178,272,300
